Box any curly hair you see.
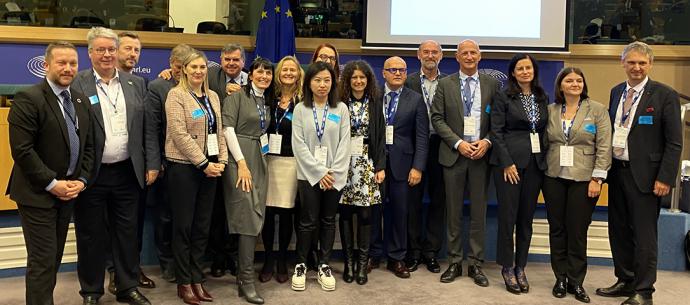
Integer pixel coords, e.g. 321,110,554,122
338,60,379,105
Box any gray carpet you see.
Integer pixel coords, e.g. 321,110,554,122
1,262,689,305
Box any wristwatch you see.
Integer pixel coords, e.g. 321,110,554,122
591,177,603,185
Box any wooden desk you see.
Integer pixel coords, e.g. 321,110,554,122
0,107,17,210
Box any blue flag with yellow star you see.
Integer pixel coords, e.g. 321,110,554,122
255,0,296,62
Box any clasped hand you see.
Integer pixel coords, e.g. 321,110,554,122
50,180,85,201
458,140,490,160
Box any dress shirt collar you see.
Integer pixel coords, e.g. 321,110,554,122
93,68,120,85
420,69,441,81
459,70,479,82
625,76,649,93
46,78,69,97
384,83,403,97
226,71,247,85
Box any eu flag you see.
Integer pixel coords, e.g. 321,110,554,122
255,0,296,62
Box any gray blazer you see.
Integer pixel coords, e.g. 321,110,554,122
207,66,247,104
544,99,612,181
431,72,500,167
72,69,149,188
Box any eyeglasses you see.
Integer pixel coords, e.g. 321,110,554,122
92,47,117,55
383,68,407,74
317,54,337,62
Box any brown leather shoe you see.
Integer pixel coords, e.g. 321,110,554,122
366,257,380,274
177,284,201,305
138,270,156,289
192,283,213,302
386,260,410,278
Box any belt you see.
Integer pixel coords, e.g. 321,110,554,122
612,159,631,168
101,158,130,167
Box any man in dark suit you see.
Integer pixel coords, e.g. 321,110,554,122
369,56,429,278
7,41,94,305
144,43,194,283
403,40,447,274
207,42,248,103
431,40,500,286
70,27,151,305
596,41,681,305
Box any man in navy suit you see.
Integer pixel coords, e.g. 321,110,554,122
369,56,429,278
596,41,682,305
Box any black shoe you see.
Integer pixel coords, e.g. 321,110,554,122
596,280,635,298
107,271,117,295
210,260,226,278
405,258,420,272
343,260,355,283
567,284,591,303
440,263,461,283
82,296,99,305
552,279,567,298
424,257,441,273
468,265,489,287
514,266,529,293
138,270,156,289
116,289,152,305
621,293,653,305
501,266,521,295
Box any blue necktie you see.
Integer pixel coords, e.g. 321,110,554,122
463,77,473,116
60,90,80,176
386,91,398,125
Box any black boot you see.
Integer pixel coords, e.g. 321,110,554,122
356,222,370,285
339,214,355,283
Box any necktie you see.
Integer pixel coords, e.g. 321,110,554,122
463,77,473,116
386,91,398,124
613,88,636,157
60,90,80,175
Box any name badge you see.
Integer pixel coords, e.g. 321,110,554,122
584,123,597,135
351,136,364,157
111,112,128,136
559,145,574,167
463,117,477,136
260,134,269,155
639,115,653,125
386,125,394,145
529,132,541,153
191,108,205,119
315,145,328,166
327,112,341,123
285,112,293,121
89,95,99,105
612,127,629,148
485,105,491,114
269,134,282,154
207,134,219,156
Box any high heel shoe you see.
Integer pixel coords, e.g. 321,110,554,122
501,266,521,295
238,281,264,304
514,266,529,293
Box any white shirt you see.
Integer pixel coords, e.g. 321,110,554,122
613,76,648,161
420,69,440,134
226,71,248,86
94,69,130,164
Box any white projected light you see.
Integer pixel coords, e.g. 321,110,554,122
364,0,569,52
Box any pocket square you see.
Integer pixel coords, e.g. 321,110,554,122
646,106,654,113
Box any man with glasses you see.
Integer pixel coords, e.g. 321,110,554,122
71,27,152,305
369,56,429,279
403,40,447,274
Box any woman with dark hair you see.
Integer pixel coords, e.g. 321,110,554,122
337,60,386,285
291,62,351,292
543,67,611,303
222,57,274,304
259,56,304,284
311,43,340,80
490,53,549,295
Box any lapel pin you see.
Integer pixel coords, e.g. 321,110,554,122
76,98,82,104
646,106,654,113
128,80,133,85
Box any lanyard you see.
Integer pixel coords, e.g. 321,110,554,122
521,93,539,132
274,100,292,134
252,92,267,134
349,96,368,130
420,74,433,108
189,91,215,133
313,104,329,143
384,92,400,125
96,79,121,113
620,88,643,127
460,76,477,116
561,100,581,142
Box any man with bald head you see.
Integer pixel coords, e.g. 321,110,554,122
404,40,447,273
431,40,500,286
369,56,429,279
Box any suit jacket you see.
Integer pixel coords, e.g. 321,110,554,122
144,77,177,171
345,93,387,172
489,90,549,170
384,86,429,181
71,69,149,189
7,80,95,208
545,99,612,181
404,71,448,96
608,79,682,192
431,72,501,167
207,66,247,104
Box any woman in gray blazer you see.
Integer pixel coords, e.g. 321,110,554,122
542,67,612,303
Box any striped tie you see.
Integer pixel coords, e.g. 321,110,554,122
60,90,80,175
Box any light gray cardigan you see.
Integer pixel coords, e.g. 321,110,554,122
292,101,351,190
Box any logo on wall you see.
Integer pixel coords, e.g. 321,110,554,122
479,68,508,88
27,55,46,78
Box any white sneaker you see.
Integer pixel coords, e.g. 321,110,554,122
291,263,307,291
317,264,336,291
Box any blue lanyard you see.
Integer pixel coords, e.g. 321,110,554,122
189,91,215,133
349,96,368,130
313,104,329,142
274,100,292,134
384,92,400,125
561,100,581,142
96,79,121,113
620,88,642,126
460,76,477,117
420,75,433,108
252,94,267,134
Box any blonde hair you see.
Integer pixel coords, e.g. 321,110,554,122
177,50,210,94
273,56,304,100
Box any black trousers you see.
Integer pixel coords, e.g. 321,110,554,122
408,134,445,260
151,172,174,272
74,160,141,298
18,201,74,305
608,162,661,296
542,176,597,285
296,180,340,265
339,204,373,252
167,162,217,284
261,206,295,270
208,182,239,270
371,165,410,261
494,156,543,268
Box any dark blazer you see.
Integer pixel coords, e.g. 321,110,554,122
144,77,177,171
384,86,429,181
609,79,682,192
71,69,149,188
489,90,549,170
207,66,247,104
404,71,448,96
345,93,387,172
431,72,501,167
7,80,95,208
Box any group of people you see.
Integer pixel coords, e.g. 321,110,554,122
7,24,679,305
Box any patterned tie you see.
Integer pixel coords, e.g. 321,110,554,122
386,91,398,124
463,77,473,116
613,88,636,157
59,90,80,175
